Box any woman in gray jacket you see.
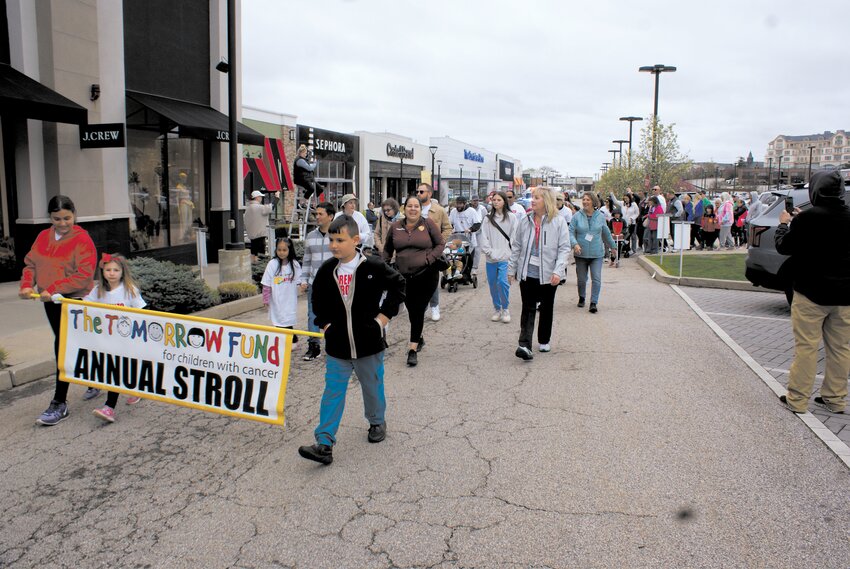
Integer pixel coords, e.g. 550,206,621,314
479,191,517,323
508,187,571,360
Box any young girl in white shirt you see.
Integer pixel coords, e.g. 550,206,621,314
261,237,302,339
85,253,147,422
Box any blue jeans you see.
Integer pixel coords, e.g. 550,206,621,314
315,353,386,446
575,257,604,304
485,261,510,310
307,285,319,346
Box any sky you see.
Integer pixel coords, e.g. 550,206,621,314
242,0,850,177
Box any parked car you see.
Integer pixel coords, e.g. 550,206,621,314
745,183,850,304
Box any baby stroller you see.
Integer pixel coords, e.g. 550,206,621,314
440,232,478,293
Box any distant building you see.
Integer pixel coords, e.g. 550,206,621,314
765,131,850,169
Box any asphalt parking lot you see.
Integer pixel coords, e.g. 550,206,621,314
675,286,850,445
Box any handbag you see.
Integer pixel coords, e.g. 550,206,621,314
433,254,450,272
642,217,650,228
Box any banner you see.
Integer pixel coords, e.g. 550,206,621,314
57,299,303,426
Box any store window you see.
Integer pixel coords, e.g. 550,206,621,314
126,130,206,251
316,160,353,206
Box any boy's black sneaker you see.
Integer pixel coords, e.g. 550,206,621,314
407,349,418,367
368,423,386,443
417,337,425,352
302,344,321,361
589,303,598,313
298,443,333,464
577,297,585,308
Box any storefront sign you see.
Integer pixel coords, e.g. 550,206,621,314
297,125,357,163
386,143,414,159
464,149,484,163
499,159,514,181
79,123,126,149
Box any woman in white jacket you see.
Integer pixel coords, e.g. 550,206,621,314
479,191,517,323
508,187,571,360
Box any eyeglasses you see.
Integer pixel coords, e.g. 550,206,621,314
416,190,428,194
382,209,394,214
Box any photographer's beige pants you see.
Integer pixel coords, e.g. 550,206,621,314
786,293,850,413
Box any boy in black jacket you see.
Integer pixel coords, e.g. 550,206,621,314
298,215,406,464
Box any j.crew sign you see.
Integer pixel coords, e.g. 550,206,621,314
79,123,126,149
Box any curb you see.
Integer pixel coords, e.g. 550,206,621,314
636,254,780,293
0,295,264,394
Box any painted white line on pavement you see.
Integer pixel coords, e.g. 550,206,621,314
704,311,790,322
763,367,825,380
671,284,850,469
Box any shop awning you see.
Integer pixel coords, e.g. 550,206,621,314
0,63,87,124
126,90,265,146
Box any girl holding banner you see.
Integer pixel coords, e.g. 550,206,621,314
19,196,97,426
85,254,147,422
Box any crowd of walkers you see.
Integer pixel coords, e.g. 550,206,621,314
17,184,776,465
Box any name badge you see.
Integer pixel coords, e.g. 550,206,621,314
529,255,541,266
585,234,594,242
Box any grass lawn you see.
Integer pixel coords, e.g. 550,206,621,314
645,253,747,281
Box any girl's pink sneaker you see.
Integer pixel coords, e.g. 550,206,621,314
93,406,115,423
126,396,141,405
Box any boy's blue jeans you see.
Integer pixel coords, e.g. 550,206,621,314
485,261,510,310
575,257,604,303
315,352,386,446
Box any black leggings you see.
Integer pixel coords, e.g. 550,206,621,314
403,268,439,343
43,302,70,403
518,278,558,348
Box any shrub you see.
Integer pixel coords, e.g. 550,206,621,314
0,345,8,369
128,257,219,314
252,255,269,288
218,281,260,303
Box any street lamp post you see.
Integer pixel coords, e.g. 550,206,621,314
224,0,242,250
807,145,816,182
613,139,628,167
638,64,677,181
777,155,783,190
715,167,720,194
429,145,438,189
477,166,481,198
436,160,442,203
459,164,464,199
619,116,643,168
767,157,773,189
609,149,619,167
399,154,405,198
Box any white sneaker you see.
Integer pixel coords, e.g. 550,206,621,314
431,306,441,321
491,309,502,322
501,309,511,323
539,343,551,352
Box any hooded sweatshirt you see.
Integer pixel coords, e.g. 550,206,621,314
775,170,850,305
20,225,97,297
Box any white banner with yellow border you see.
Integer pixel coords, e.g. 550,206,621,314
57,299,309,426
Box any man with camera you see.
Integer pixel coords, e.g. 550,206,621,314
775,170,850,415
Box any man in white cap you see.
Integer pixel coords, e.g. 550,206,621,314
334,193,373,248
244,189,274,261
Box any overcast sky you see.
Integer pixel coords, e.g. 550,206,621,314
242,0,849,177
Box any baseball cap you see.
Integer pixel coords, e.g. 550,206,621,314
250,190,264,199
